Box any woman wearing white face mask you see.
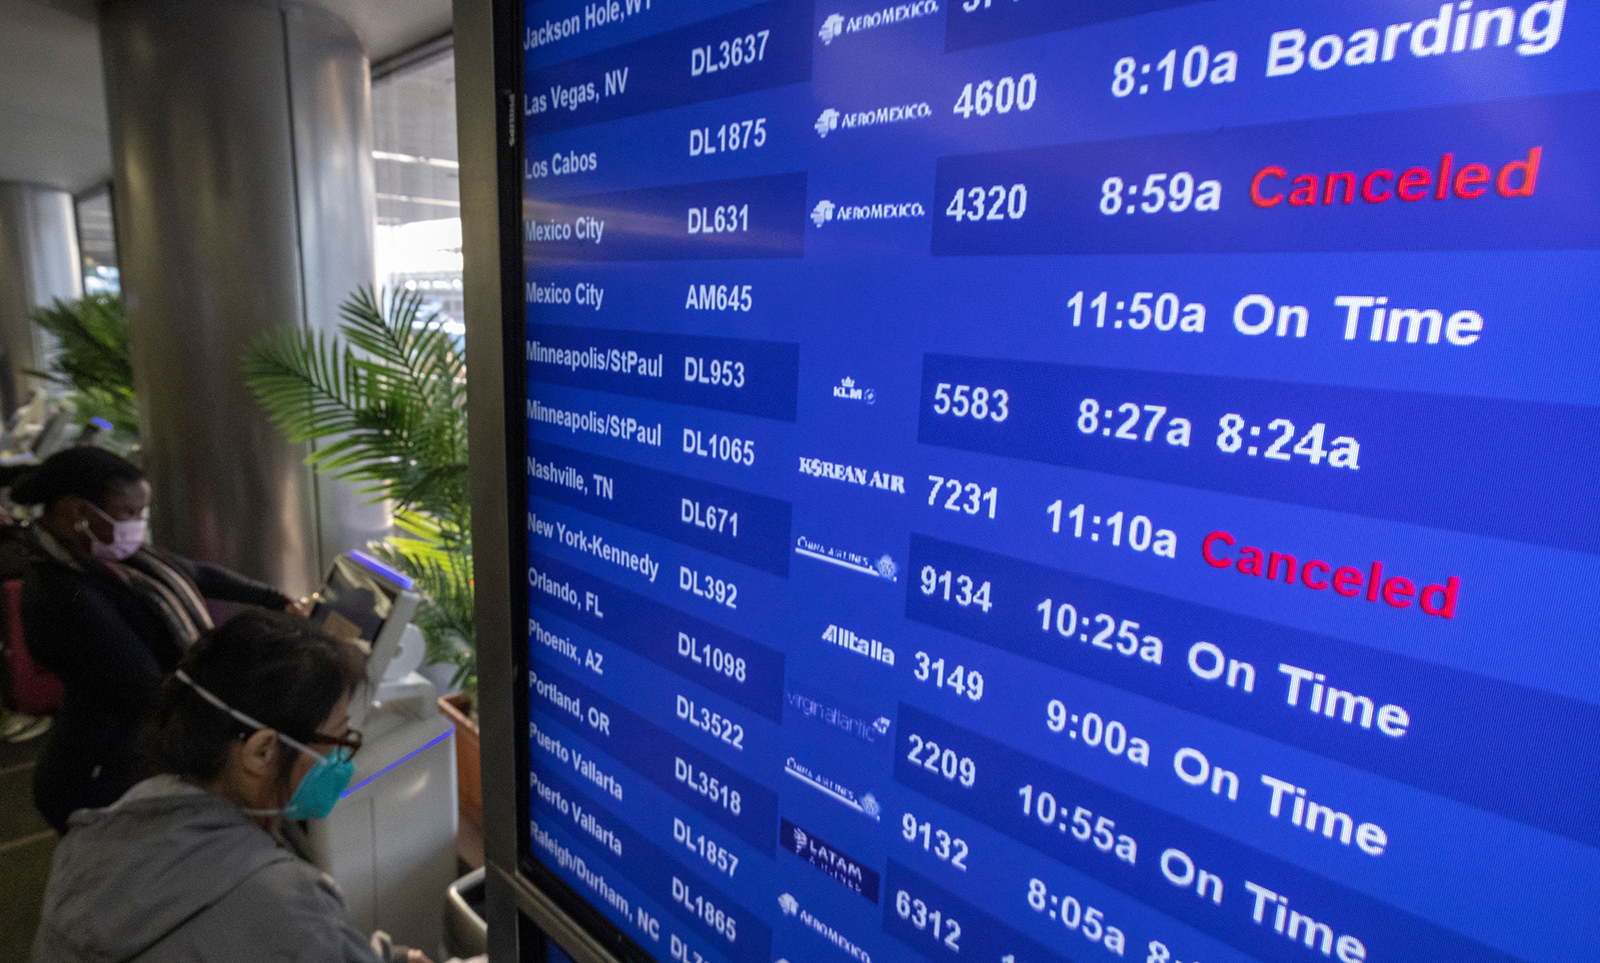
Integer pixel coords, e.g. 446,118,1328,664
11,447,311,833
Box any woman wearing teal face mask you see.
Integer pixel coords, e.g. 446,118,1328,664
10,447,311,833
32,610,428,963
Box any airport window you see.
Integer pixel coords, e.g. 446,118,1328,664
74,186,119,295
371,45,462,339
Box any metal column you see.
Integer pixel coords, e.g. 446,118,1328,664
0,184,82,416
100,0,386,592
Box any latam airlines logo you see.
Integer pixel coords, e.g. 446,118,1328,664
783,818,882,902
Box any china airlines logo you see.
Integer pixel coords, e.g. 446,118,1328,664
815,108,840,137
819,14,845,44
811,200,836,227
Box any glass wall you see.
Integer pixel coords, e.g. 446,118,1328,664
74,186,119,295
371,46,462,339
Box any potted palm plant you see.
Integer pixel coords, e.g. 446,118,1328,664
242,287,481,832
27,292,140,449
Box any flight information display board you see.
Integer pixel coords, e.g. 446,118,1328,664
516,2,1598,962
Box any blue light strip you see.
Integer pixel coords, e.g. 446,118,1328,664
349,549,415,590
340,725,454,799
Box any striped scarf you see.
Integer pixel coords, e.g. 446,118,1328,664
33,529,214,650
122,547,213,648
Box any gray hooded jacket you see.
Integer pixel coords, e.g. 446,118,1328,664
33,776,382,963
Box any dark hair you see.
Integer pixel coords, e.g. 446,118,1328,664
140,610,368,784
10,446,144,508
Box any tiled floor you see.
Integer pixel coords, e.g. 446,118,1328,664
0,731,54,962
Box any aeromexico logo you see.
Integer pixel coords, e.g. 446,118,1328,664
818,2,940,45
811,199,926,227
815,102,932,138
783,818,881,902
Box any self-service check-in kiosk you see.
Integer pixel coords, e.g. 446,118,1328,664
288,551,458,954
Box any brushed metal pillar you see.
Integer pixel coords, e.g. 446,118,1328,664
100,0,386,593
0,184,82,415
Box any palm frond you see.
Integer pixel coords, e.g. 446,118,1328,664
243,285,476,695
28,293,139,440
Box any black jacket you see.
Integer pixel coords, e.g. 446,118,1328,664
23,536,290,833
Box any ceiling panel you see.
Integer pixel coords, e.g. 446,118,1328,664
0,0,451,194
0,0,108,192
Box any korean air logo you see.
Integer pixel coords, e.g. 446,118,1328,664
811,199,836,227
815,108,840,138
819,13,845,44
779,893,800,916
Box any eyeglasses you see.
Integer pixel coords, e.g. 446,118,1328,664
309,728,364,763
178,670,365,764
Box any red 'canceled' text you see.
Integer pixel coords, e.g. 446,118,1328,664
1203,531,1459,618
1250,148,1542,209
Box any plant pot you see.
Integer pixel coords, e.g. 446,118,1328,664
438,693,482,865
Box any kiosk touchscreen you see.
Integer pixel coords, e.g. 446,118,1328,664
296,551,456,953
309,550,424,724
481,1,1600,962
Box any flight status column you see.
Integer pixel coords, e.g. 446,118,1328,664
520,2,1600,963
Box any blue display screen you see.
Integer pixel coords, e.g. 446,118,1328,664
518,2,1598,961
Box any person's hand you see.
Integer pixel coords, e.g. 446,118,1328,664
370,931,433,963
285,595,316,617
